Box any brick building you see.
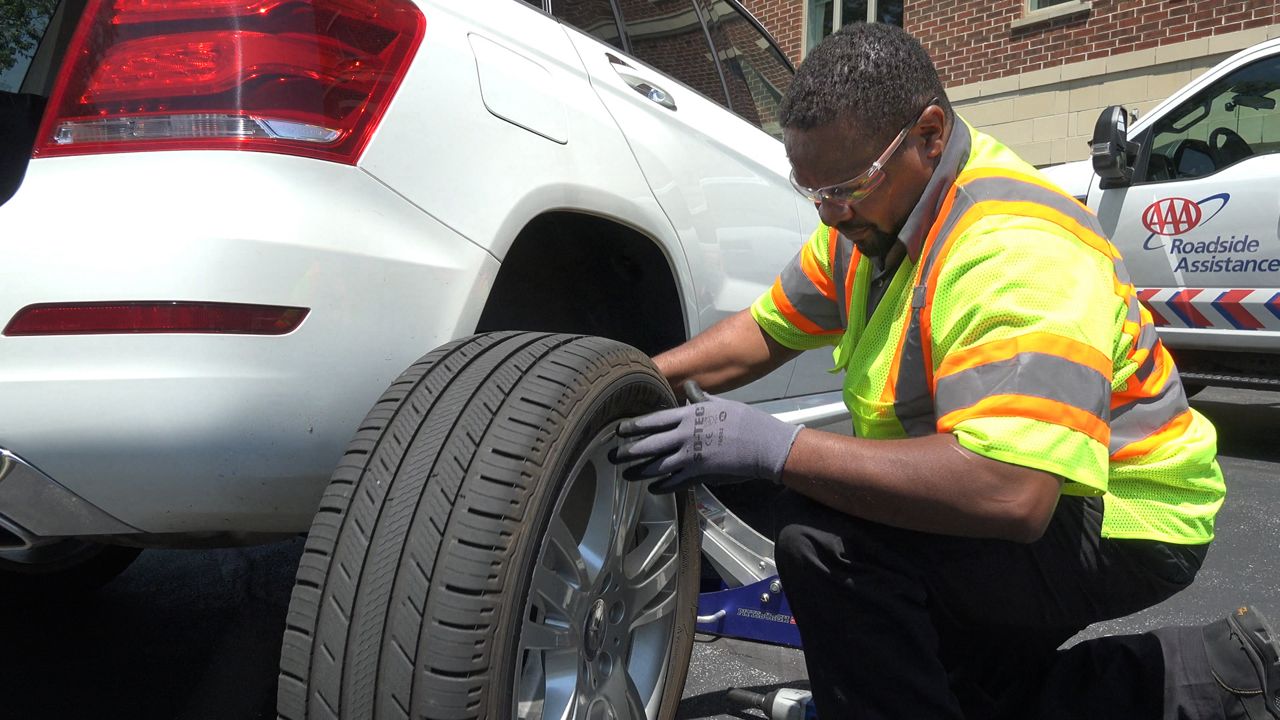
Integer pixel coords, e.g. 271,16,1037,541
742,0,1280,166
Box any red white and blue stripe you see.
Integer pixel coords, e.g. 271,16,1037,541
1137,288,1280,330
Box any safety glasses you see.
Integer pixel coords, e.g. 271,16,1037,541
789,97,939,207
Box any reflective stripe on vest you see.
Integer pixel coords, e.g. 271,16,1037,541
819,165,1195,458
769,227,861,338
818,226,862,331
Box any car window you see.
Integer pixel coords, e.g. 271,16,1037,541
0,0,57,93
550,0,625,51
694,0,792,139
615,0,729,107
1140,54,1280,184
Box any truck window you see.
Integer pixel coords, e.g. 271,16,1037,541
1141,55,1280,183
694,0,793,139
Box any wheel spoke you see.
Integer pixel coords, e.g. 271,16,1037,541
602,670,650,720
629,583,678,631
628,546,679,612
625,676,650,720
515,642,580,720
623,521,676,580
544,516,590,589
606,471,645,565
520,615,576,651
529,562,583,621
534,648,580,720
576,444,620,582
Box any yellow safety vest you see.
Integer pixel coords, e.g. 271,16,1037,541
752,120,1224,543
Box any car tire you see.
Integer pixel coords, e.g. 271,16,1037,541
277,332,699,720
0,541,141,600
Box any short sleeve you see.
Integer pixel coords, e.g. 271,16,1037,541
751,225,846,350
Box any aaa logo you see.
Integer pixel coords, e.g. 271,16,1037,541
1142,197,1201,236
1141,193,1231,250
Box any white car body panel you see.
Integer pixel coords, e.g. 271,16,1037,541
562,27,807,398
360,2,670,264
1039,159,1091,200
468,33,570,144
0,153,498,532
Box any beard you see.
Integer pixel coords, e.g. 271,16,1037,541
838,222,899,258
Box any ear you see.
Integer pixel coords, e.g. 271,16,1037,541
917,105,947,160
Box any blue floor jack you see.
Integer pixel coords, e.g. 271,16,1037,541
692,484,817,718
692,485,802,647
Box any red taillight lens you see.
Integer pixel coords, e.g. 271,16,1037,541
4,302,309,335
32,0,424,163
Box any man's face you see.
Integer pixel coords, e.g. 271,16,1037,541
785,115,937,259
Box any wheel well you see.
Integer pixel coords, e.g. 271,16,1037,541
475,213,687,357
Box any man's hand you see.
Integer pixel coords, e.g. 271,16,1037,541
612,381,802,494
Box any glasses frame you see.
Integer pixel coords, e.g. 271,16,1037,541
789,97,940,207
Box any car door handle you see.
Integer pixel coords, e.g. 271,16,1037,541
606,53,677,110
621,75,677,110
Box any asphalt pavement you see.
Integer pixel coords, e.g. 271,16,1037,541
0,386,1275,720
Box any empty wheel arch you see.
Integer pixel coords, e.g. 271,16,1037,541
476,213,688,358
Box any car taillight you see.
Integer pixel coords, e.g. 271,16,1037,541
4,301,309,335
32,0,424,163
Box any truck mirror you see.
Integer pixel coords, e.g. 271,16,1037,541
1227,93,1276,111
1091,105,1139,188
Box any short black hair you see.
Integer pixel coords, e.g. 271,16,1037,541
780,23,952,144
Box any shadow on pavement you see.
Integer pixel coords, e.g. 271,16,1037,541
0,539,304,720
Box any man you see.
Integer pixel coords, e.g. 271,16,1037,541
613,23,1279,720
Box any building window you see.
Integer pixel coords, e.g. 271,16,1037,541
1013,0,1091,29
806,0,902,54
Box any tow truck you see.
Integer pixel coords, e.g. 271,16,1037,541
1042,38,1280,392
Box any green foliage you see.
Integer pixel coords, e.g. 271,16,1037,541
0,0,58,75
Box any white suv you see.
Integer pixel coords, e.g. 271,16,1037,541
0,0,840,596
2,2,859,714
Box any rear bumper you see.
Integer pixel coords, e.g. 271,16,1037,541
0,449,137,545
0,152,499,536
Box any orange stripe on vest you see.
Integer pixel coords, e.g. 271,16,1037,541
1110,409,1192,461
801,243,837,301
770,278,841,337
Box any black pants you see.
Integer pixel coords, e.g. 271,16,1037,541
773,491,1215,720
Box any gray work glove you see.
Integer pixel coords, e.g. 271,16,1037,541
613,381,802,494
